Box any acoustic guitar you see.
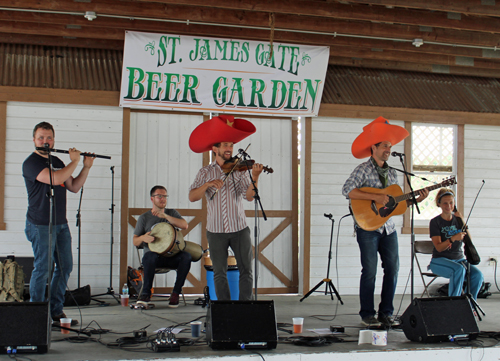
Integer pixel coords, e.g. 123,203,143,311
350,177,457,231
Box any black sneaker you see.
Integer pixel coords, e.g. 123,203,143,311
361,315,381,327
377,314,398,327
136,294,151,305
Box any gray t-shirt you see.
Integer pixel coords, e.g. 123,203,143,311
134,209,183,251
429,214,464,260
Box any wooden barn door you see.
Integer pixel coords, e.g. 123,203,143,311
125,111,298,294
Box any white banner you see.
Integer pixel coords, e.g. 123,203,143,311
120,31,329,117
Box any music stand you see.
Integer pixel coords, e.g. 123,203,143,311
300,213,343,304
92,166,119,304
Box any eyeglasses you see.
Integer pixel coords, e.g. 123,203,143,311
152,194,168,199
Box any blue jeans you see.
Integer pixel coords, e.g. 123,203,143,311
141,250,192,295
356,227,399,319
25,220,73,317
429,257,483,299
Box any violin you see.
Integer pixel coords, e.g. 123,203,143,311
222,158,274,174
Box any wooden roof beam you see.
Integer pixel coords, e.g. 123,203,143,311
345,0,500,18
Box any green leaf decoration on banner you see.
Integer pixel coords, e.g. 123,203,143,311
144,41,155,55
301,53,311,66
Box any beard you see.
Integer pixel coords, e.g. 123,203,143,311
217,149,232,161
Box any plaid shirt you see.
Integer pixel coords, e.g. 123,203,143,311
189,161,251,233
342,158,399,234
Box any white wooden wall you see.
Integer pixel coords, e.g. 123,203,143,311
463,124,500,288
309,117,500,300
128,111,205,288
242,117,294,289
128,113,294,290
3,102,123,294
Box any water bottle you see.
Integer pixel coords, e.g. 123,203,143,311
122,283,129,295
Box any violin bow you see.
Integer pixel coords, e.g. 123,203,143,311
460,180,485,231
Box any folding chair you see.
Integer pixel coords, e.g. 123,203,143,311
414,240,440,297
135,246,186,306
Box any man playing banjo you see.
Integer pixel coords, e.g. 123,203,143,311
133,185,191,308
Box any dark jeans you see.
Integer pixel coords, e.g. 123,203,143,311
141,250,191,295
25,220,73,317
356,227,399,319
207,227,253,301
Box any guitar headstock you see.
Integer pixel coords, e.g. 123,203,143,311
441,176,457,187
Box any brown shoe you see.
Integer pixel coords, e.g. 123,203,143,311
52,312,79,326
168,292,179,308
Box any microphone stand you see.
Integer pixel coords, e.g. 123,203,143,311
92,166,119,305
76,187,83,288
44,146,55,350
300,213,344,304
394,154,420,300
241,151,266,300
75,187,107,305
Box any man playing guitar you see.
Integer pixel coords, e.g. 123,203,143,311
342,117,428,328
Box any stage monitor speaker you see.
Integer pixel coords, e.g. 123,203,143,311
0,302,50,354
206,300,278,350
401,296,479,343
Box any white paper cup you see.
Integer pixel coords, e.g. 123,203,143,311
60,318,72,334
292,317,304,333
372,331,388,346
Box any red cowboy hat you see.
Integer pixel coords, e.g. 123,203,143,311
189,114,256,153
351,116,409,159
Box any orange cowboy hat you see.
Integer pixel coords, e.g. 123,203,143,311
351,116,409,159
189,114,256,153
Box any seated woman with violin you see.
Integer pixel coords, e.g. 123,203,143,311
429,188,484,300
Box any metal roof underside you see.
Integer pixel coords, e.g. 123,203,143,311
1,44,500,114
323,65,500,114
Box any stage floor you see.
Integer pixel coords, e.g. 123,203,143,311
9,292,500,361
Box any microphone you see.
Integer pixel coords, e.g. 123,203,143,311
324,213,333,219
238,148,249,157
43,143,50,149
391,151,405,157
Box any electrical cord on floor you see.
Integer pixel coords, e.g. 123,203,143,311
7,354,34,361
279,335,347,347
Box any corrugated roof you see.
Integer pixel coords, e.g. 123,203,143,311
2,44,500,114
322,66,500,113
0,43,122,91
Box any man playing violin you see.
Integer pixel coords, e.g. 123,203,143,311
342,117,428,328
133,185,191,308
188,115,263,301
429,188,483,299
23,121,95,326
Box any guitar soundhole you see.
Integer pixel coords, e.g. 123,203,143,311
378,196,396,217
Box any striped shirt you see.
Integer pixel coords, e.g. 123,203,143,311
189,161,251,233
342,158,399,235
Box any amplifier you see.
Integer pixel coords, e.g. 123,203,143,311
206,300,278,350
0,302,50,354
401,296,479,343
